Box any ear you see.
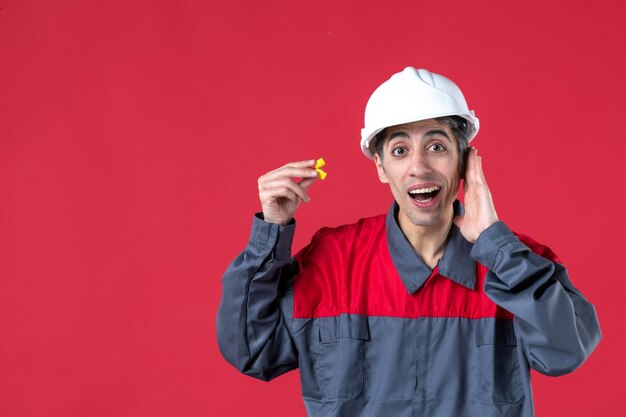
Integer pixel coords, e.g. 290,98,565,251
459,146,470,180
374,153,388,184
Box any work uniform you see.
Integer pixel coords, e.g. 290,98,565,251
216,201,601,417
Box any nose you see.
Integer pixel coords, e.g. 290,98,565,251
408,149,433,177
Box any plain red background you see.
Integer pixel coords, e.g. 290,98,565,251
1,1,623,416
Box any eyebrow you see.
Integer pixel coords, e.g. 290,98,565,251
387,128,452,144
387,131,410,141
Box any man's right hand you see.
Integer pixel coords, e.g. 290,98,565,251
258,159,319,225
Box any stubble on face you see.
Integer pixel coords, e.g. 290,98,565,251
375,120,461,232
394,170,459,231
402,196,451,227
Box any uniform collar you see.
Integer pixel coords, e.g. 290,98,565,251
385,200,476,294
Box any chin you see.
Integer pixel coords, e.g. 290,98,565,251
407,212,442,228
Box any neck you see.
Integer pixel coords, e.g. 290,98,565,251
397,205,454,269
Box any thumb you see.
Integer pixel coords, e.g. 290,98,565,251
453,214,464,230
299,176,318,191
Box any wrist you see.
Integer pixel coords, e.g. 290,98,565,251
260,212,293,226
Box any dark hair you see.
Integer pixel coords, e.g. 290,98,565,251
373,116,471,175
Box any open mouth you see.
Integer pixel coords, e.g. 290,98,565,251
408,186,441,203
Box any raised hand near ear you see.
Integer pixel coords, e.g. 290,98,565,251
453,148,499,243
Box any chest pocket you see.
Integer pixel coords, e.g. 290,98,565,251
475,319,524,405
318,314,370,399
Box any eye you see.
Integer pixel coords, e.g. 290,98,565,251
428,143,446,152
391,146,407,157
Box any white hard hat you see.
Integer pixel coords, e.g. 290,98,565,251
360,67,480,159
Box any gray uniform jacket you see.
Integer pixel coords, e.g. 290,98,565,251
217,201,601,417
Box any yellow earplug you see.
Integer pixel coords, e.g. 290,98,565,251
315,158,327,180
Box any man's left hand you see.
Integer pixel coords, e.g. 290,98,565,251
453,147,499,243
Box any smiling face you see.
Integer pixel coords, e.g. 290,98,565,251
374,119,461,231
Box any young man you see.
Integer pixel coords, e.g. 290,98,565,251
216,67,601,417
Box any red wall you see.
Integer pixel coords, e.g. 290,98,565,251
1,1,622,416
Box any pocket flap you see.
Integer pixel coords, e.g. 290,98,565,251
476,318,517,346
319,314,370,344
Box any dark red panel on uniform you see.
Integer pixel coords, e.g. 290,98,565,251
293,215,513,320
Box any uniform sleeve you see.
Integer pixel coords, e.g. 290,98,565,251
216,214,299,381
470,221,602,376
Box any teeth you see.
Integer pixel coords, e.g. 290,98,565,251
409,186,440,195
